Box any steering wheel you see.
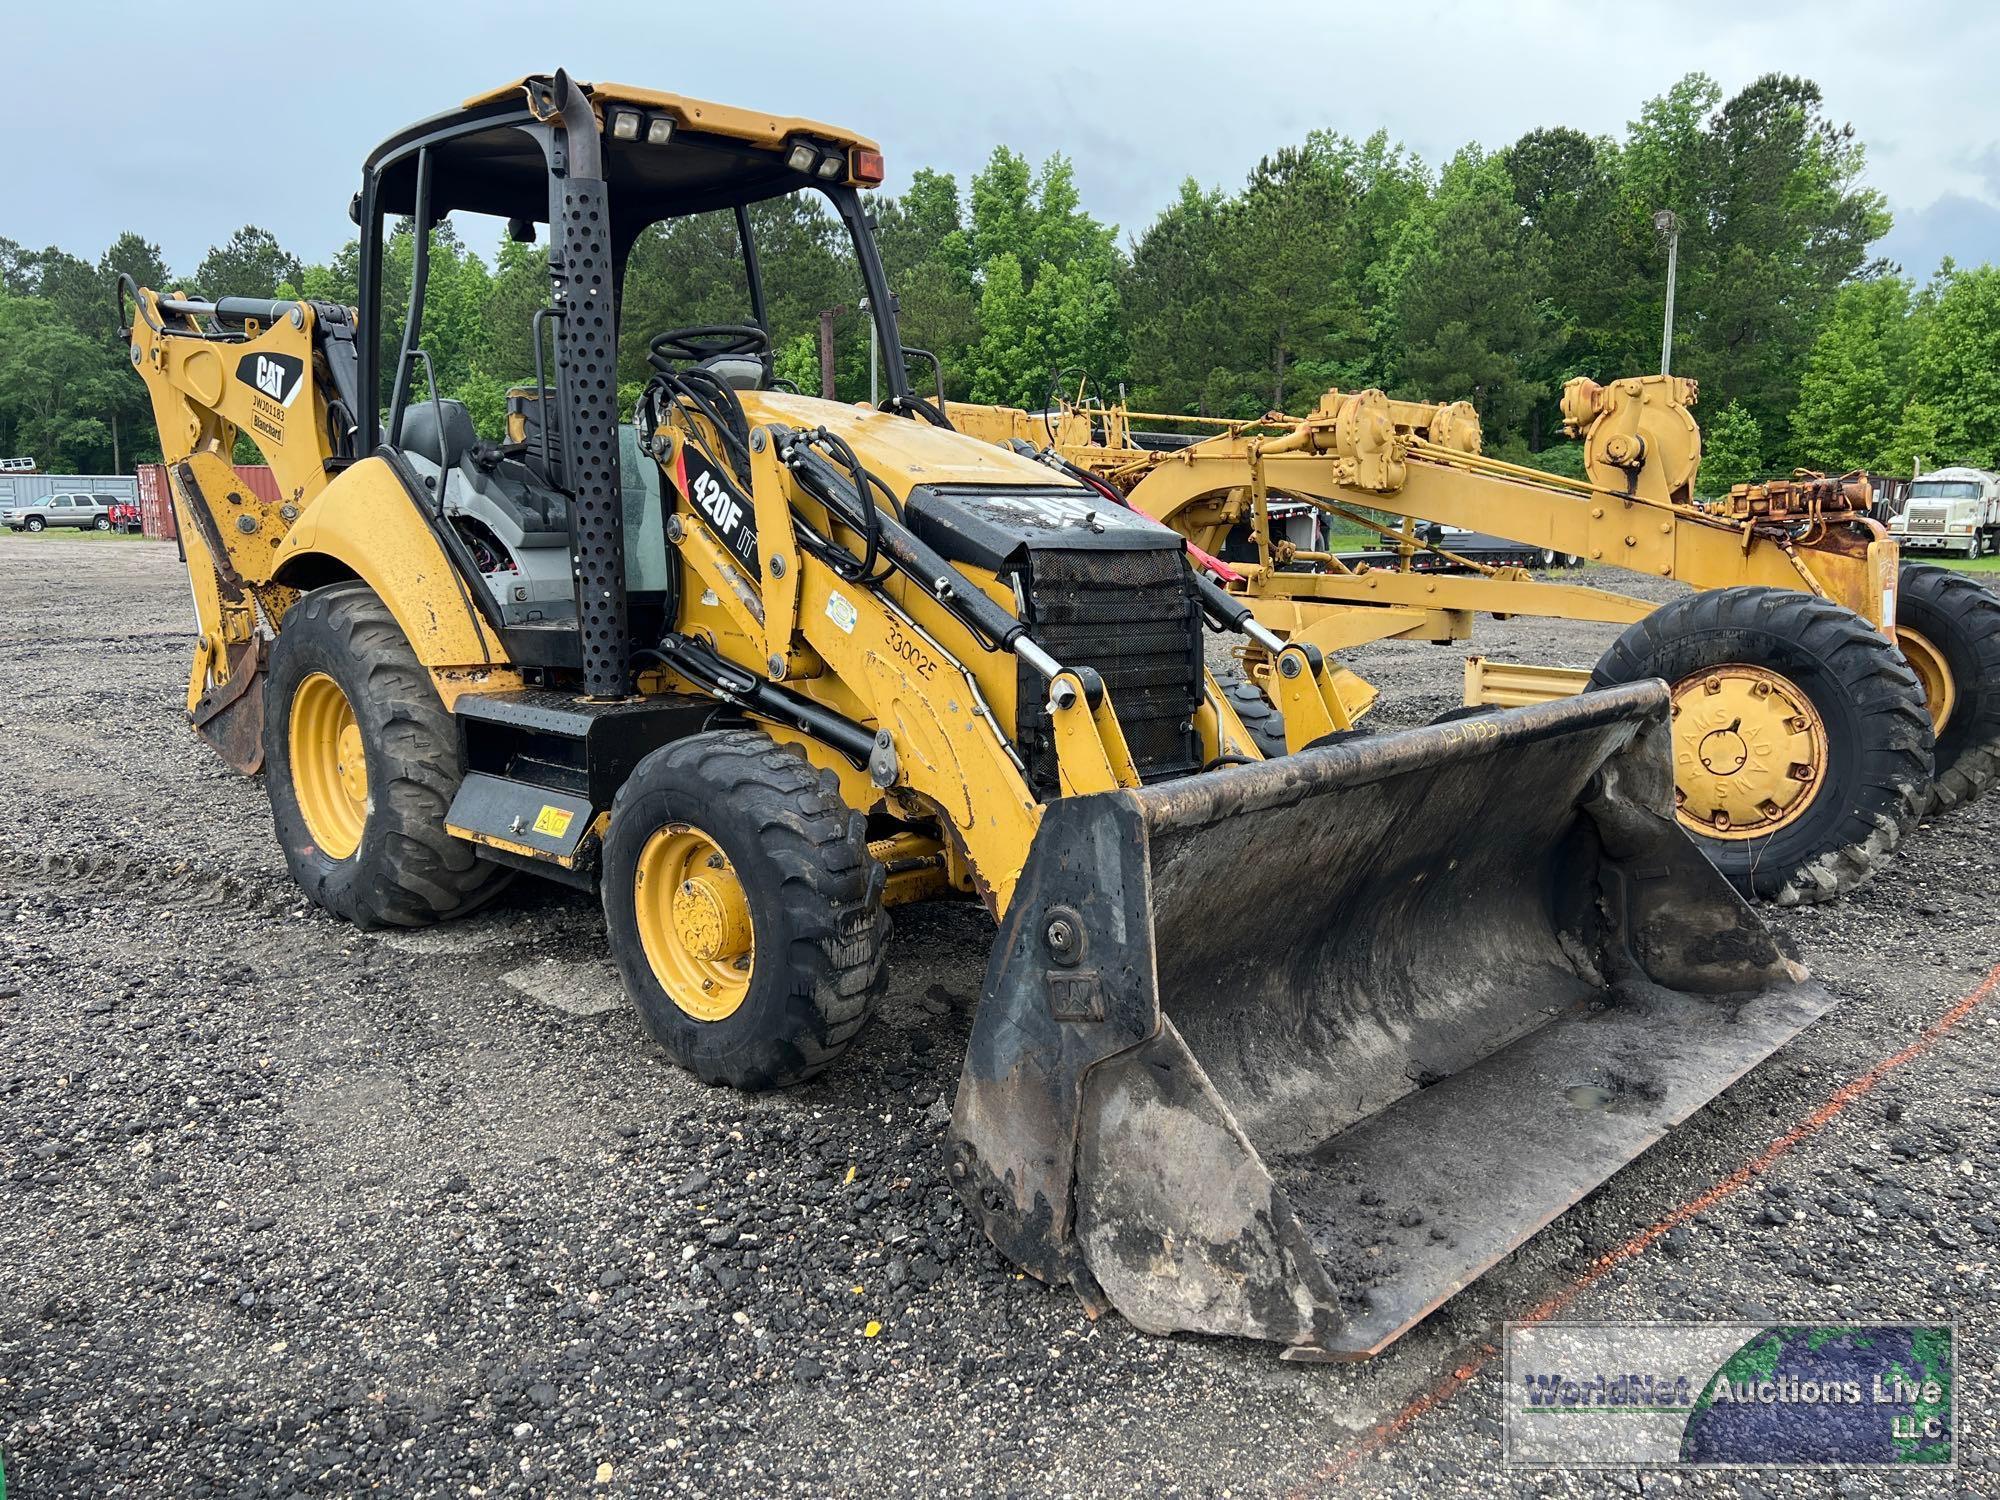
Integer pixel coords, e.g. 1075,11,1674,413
647,324,772,371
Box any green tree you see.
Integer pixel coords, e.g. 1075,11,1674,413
97,233,176,468
968,253,1040,405
1391,150,1552,440
99,232,173,302
965,149,1125,407
1224,136,1367,411
1789,277,1915,470
476,237,554,388
1124,178,1228,413
1883,401,1945,477
1343,131,1432,385
194,226,302,300
0,296,122,468
873,169,979,397
1503,126,1650,444
1620,74,1888,446
1700,399,1765,492
969,147,1035,269
0,239,35,295
1900,263,2000,467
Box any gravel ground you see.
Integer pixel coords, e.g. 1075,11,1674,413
3,534,1997,1498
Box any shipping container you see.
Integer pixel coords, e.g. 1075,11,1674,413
137,465,175,540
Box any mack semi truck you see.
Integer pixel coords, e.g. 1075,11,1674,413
1893,467,2000,558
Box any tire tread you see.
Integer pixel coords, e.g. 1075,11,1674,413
605,730,888,1089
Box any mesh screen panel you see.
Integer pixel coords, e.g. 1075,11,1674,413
1017,547,1205,796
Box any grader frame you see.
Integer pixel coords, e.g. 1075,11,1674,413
953,373,1945,903
960,374,1898,664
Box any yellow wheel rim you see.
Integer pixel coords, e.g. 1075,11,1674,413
633,824,754,1021
289,671,368,859
1898,627,1956,734
1669,665,1828,841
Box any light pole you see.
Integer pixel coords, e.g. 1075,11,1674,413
1653,209,1681,376
860,296,878,405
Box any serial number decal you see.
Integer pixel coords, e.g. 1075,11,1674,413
884,616,938,679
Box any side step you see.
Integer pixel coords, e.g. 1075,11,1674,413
445,773,597,885
445,689,716,885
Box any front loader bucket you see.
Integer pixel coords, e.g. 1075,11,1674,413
947,682,1834,1359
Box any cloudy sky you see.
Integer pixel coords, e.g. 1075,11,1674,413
17,0,1998,280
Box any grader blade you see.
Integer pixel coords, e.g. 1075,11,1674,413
947,682,1834,1358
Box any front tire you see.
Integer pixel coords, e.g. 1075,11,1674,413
264,583,507,927
24,517,44,533
1896,562,2000,810
1214,663,1288,760
1589,587,1933,904
603,730,888,1090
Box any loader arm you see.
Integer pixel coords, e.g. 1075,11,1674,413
641,407,1226,911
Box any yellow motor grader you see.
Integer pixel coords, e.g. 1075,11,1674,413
961,378,2000,903
122,71,1832,1359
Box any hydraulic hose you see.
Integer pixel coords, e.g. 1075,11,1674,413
636,638,877,766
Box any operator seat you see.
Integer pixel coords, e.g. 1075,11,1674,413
401,399,478,471
697,354,768,391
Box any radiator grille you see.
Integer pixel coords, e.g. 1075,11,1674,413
1017,547,1205,797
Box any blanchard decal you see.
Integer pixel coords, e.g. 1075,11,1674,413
235,351,305,409
674,443,761,577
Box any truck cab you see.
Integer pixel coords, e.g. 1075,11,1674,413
1893,467,2000,558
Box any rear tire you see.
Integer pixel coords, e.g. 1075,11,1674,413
602,730,888,1090
1214,664,1288,760
1589,587,1933,904
1897,562,2000,811
93,516,111,531
265,583,507,927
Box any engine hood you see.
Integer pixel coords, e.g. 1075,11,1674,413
736,390,1062,498
733,389,1185,574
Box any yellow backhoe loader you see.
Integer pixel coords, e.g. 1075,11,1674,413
122,71,1834,1358
963,378,2000,904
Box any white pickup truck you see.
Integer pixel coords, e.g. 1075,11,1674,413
1892,467,2000,558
